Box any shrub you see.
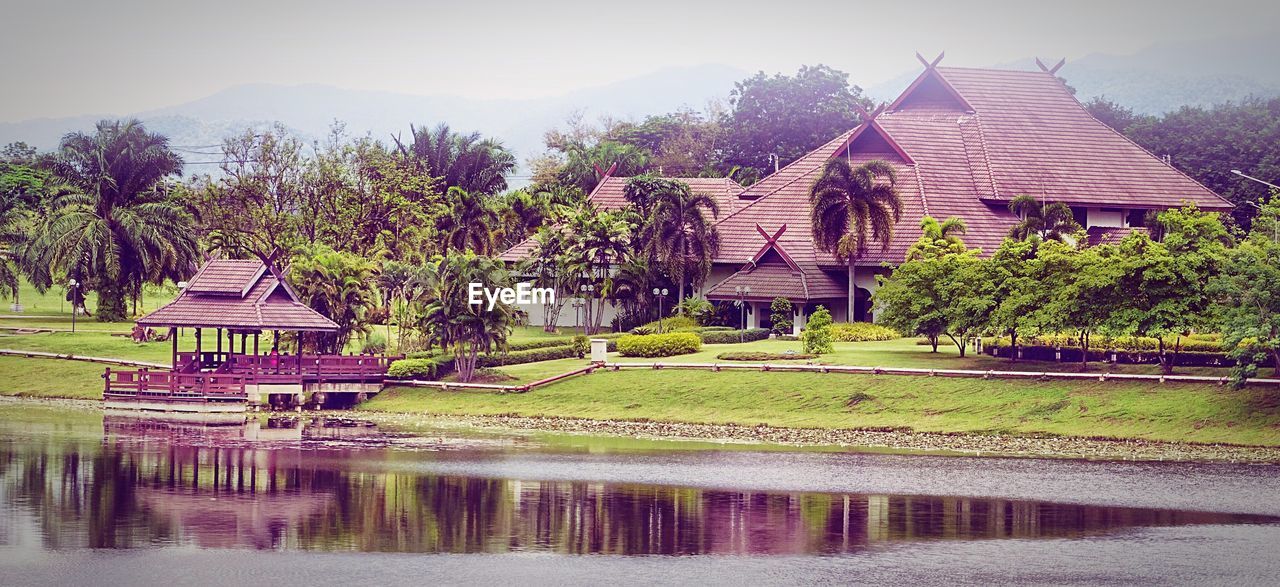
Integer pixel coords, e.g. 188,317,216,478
507,337,573,351
778,335,799,342
477,345,580,367
802,306,834,355
617,332,702,357
636,315,700,333
770,298,793,335
716,351,816,361
829,322,900,342
387,356,453,380
699,328,770,344
630,325,655,335
678,296,716,325
571,335,589,358
361,332,387,354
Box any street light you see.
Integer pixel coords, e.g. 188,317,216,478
579,283,595,334
1232,169,1280,191
652,287,669,332
733,285,751,342
67,279,79,333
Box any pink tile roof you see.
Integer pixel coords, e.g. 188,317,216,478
138,259,338,331
709,63,1230,269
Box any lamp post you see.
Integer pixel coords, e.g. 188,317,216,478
1232,169,1280,191
67,279,79,333
652,287,669,332
734,285,751,342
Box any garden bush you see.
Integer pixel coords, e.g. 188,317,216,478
716,351,816,361
387,355,454,380
987,334,1223,352
802,306,834,355
699,328,770,344
829,322,900,342
361,332,387,354
507,337,573,351
476,345,579,367
635,316,700,333
617,332,702,357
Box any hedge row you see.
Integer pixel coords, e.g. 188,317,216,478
477,345,579,367
617,332,702,357
984,345,1265,367
699,328,770,344
716,351,817,361
387,355,455,380
829,323,900,342
987,334,1223,353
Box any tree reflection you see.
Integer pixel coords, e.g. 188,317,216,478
0,418,1271,555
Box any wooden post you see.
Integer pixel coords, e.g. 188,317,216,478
170,327,178,368
253,333,259,357
196,328,202,364
216,328,223,355
240,332,247,355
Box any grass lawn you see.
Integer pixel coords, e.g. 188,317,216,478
0,356,107,399
364,368,1280,446
1,279,177,332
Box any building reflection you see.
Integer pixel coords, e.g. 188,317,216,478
0,417,1269,555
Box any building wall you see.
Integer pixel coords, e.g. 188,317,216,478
524,294,619,329
1086,208,1127,228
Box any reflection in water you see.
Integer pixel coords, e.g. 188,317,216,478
0,416,1273,556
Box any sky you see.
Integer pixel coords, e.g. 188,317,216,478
2,0,1277,122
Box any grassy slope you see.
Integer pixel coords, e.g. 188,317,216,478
365,368,1280,446
0,356,106,399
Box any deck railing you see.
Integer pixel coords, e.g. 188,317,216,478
107,353,399,400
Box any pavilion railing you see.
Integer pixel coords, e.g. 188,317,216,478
103,367,250,401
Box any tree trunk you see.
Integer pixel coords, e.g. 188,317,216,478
96,283,128,322
847,260,856,322
947,334,967,358
1008,330,1019,362
929,335,939,353
1079,331,1089,368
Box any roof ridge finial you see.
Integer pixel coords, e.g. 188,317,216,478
915,51,945,69
854,102,887,122
1035,57,1066,75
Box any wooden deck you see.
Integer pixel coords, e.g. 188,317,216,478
103,353,396,403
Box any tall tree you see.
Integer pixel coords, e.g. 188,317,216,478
986,238,1042,361
1209,198,1280,385
199,124,307,258
434,186,500,256
905,216,968,261
519,226,575,332
627,176,721,302
809,158,902,321
0,193,28,304
565,206,632,334
29,120,196,321
395,123,516,195
721,65,872,178
418,252,513,383
289,243,379,354
1007,194,1082,242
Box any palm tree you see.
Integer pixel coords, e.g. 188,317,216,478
566,207,632,334
629,177,720,303
905,216,968,260
290,244,379,354
27,120,198,322
395,123,516,195
0,194,27,305
809,158,903,321
1008,194,1082,242
434,186,500,256
420,252,513,382
519,227,574,332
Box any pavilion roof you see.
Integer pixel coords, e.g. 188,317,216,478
137,259,338,332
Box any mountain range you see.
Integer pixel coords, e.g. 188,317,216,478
3,34,1276,178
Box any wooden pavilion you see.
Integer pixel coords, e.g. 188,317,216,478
103,257,393,411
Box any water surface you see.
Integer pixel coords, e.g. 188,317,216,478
1,402,1278,585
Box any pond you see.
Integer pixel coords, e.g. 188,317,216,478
1,401,1279,585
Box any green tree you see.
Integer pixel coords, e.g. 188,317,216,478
1209,198,1280,385
801,305,834,355
905,216,968,261
986,238,1042,361
519,226,575,332
395,123,516,195
875,249,992,357
419,252,514,382
1007,194,1082,242
770,297,793,336
809,158,902,321
628,176,721,302
565,206,632,334
289,244,379,354
721,65,872,178
199,124,307,258
434,186,500,256
1032,240,1121,367
29,119,197,321
0,193,28,304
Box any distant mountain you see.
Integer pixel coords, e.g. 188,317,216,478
0,64,748,178
867,34,1280,114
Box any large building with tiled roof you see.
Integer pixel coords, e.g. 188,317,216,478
502,55,1231,332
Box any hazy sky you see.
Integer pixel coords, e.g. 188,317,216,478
2,0,1275,122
